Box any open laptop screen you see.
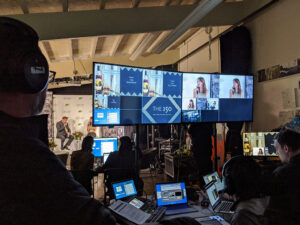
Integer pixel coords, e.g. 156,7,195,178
203,171,220,185
112,180,137,200
156,182,187,206
206,183,220,208
103,153,110,164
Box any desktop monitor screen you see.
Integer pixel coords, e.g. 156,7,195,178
103,153,110,164
92,138,118,157
93,62,182,125
243,132,279,156
182,73,253,123
112,180,137,200
156,182,187,206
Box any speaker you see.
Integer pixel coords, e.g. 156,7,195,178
0,17,49,93
220,26,252,75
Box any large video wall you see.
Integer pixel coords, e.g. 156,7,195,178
93,63,253,126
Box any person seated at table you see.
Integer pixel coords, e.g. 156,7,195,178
97,136,144,195
71,136,95,195
221,156,269,225
264,128,300,225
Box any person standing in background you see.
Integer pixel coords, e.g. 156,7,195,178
56,116,74,150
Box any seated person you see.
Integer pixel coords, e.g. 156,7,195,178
222,156,269,225
71,136,95,195
56,116,74,150
264,128,300,225
98,136,144,196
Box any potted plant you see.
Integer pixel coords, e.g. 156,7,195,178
72,131,83,140
49,139,57,151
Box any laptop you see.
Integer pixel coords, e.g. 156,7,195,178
203,171,225,192
155,182,198,215
103,153,110,164
205,181,234,214
112,180,152,211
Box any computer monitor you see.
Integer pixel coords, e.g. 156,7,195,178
243,132,279,156
92,137,118,157
103,153,110,164
156,182,188,207
206,182,220,208
112,180,137,200
93,62,182,125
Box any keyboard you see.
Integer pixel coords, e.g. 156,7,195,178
216,201,233,212
147,206,167,223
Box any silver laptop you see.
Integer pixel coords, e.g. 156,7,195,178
205,181,234,214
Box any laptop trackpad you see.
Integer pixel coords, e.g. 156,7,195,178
165,206,198,215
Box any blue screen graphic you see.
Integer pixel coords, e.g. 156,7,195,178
93,63,253,125
156,182,187,206
92,138,118,157
113,180,137,200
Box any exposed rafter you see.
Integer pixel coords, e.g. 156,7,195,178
110,35,124,57
128,34,146,55
41,41,55,62
132,0,141,8
146,31,171,53
90,37,99,58
16,0,29,14
99,0,106,10
164,0,173,6
62,0,68,12
68,39,73,60
130,33,160,61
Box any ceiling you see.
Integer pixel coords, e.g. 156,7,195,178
1,0,274,73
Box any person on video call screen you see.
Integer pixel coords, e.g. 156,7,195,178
230,78,243,98
193,77,209,98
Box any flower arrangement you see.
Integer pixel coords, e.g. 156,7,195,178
72,131,83,140
49,139,57,151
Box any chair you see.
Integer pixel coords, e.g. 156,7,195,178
103,168,142,205
71,170,95,196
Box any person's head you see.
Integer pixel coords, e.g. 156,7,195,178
275,128,300,163
196,77,207,93
258,148,263,154
119,136,133,154
62,116,68,124
189,99,194,107
0,17,49,118
81,136,94,151
222,156,262,201
233,78,241,94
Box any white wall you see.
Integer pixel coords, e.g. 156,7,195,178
245,0,300,131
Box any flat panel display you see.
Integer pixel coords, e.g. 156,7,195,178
93,63,182,125
92,137,118,157
182,73,253,123
156,182,187,206
243,132,279,156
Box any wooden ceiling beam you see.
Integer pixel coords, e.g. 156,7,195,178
99,0,106,10
62,0,68,12
132,0,141,8
8,0,275,40
16,0,29,14
110,35,124,57
90,37,99,58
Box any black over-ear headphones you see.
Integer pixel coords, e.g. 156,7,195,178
221,155,244,195
0,17,49,93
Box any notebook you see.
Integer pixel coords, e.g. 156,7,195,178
203,171,225,192
155,182,197,215
205,181,234,213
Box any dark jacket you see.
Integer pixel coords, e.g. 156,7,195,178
264,154,300,225
56,120,71,138
71,150,95,195
0,111,115,225
231,197,269,225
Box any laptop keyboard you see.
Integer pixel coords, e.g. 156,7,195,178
217,201,233,212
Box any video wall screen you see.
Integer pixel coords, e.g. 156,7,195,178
93,63,182,125
182,73,253,123
243,132,279,157
93,63,253,125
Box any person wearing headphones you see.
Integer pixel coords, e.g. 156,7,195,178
264,128,300,225
0,17,115,225
221,156,269,225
